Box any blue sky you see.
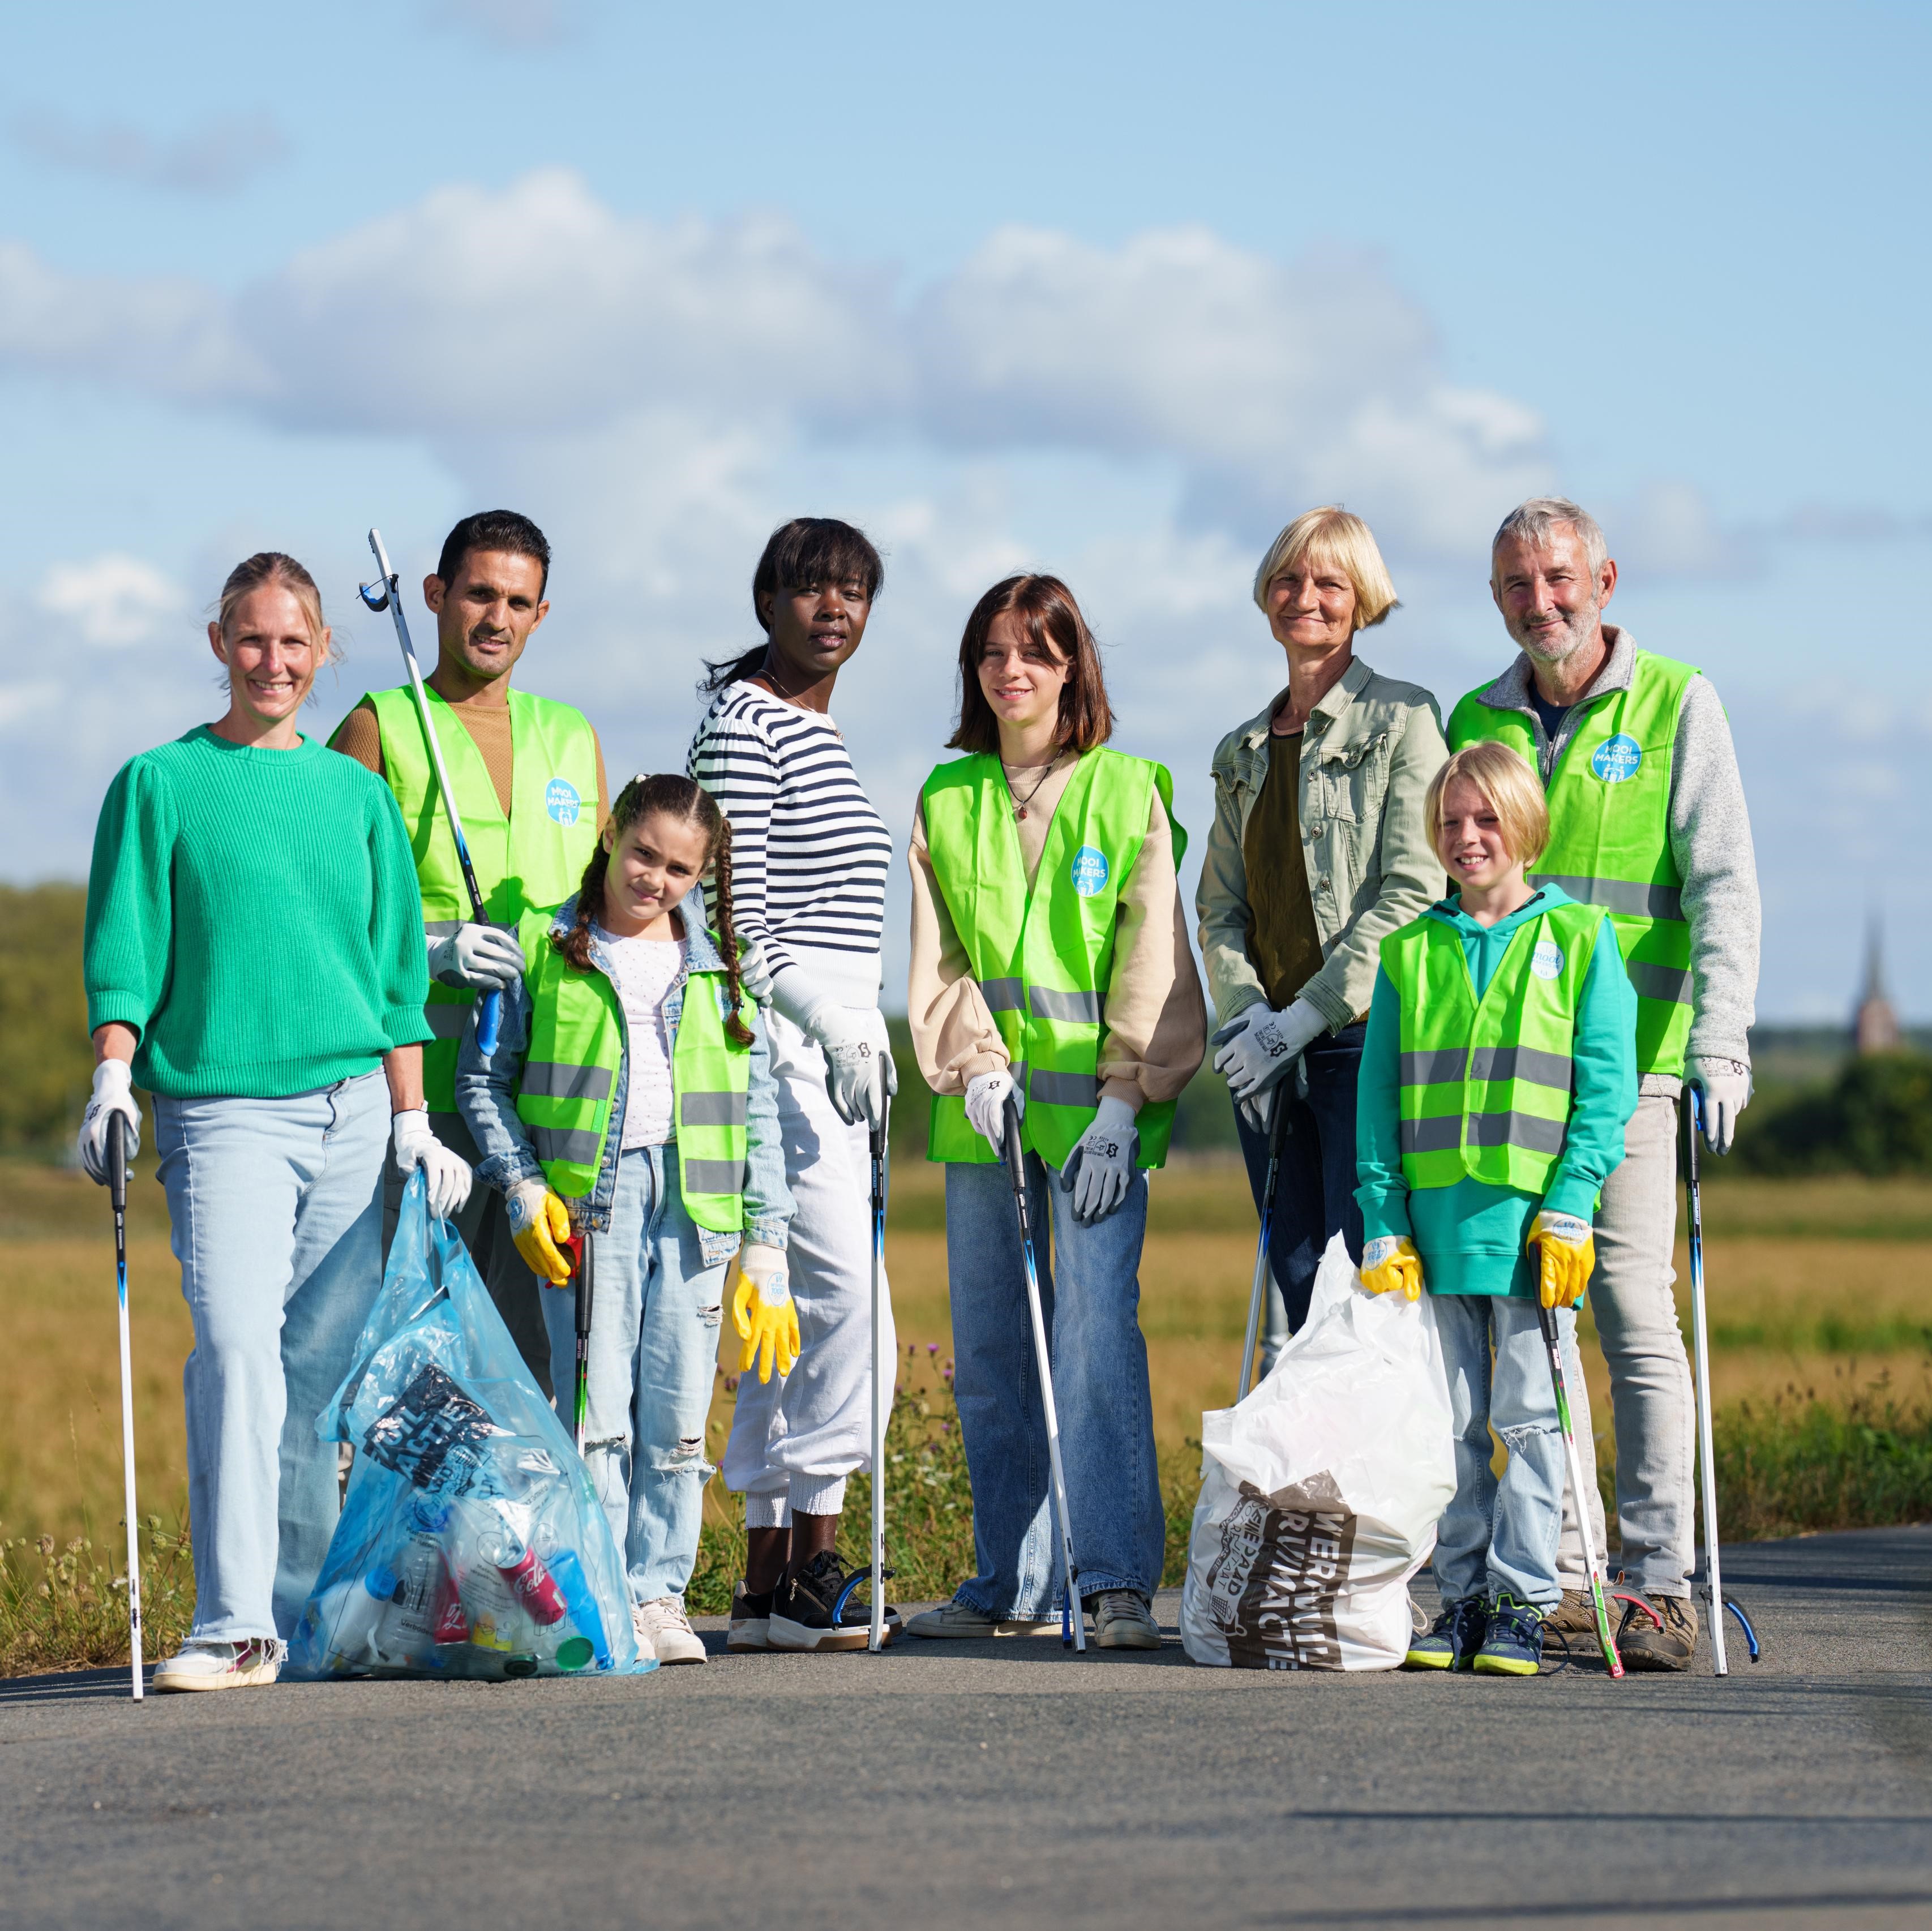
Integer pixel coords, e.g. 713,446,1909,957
3,0,1926,1018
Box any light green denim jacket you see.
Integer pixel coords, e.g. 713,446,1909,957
1196,655,1449,1035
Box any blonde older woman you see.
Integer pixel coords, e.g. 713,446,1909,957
1196,507,1447,1368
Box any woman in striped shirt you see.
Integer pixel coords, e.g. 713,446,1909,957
688,517,898,1651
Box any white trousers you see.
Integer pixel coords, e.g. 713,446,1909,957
721,992,896,1526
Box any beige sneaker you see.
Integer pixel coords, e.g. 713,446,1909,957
635,1595,706,1665
153,1637,284,1693
1091,1590,1162,1650
904,1597,1060,1640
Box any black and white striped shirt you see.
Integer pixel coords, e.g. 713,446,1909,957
687,681,891,973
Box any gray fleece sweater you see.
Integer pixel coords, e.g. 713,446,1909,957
1463,625,1759,1096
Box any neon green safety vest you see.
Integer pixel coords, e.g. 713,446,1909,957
920,747,1187,1169
366,685,601,1110
1447,650,1698,1080
1381,898,1609,1194
511,908,755,1233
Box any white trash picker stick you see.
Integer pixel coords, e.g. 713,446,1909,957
358,527,503,1055
1001,1097,1084,1652
109,1115,143,1700
868,1064,890,1653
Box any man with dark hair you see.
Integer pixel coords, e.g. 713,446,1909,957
331,510,607,1391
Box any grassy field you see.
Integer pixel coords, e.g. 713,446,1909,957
4,1156,1929,1660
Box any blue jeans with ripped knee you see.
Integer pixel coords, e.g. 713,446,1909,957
1431,1293,1570,1612
541,1145,723,1604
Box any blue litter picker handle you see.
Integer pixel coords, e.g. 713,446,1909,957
358,527,502,1058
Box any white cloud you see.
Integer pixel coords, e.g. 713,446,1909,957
35,555,187,646
10,109,288,195
0,242,267,400
0,172,1549,559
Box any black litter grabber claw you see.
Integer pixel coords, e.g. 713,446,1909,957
1001,1097,1084,1653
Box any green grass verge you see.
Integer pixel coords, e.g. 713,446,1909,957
1,1513,195,1677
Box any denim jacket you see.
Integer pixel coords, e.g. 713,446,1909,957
455,891,793,1264
1196,655,1448,1034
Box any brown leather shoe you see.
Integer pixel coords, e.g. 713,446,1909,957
1617,1590,1698,1671
1544,1590,1600,1637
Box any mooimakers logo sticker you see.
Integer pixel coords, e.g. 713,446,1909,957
546,779,581,826
1070,846,1109,896
1531,939,1566,980
1591,733,1643,783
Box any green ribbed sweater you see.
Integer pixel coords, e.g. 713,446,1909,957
84,727,433,1098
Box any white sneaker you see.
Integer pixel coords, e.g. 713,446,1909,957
153,1637,285,1693
633,1595,706,1665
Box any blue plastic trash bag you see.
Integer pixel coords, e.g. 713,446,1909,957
289,1170,649,1680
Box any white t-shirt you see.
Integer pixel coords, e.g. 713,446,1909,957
593,925,684,1149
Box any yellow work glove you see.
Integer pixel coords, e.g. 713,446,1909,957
731,1243,799,1385
1359,1234,1424,1300
507,1178,574,1286
1527,1211,1595,1308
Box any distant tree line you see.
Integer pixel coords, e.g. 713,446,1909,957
1733,1050,1932,1176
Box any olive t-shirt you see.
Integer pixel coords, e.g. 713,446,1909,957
1243,730,1324,1009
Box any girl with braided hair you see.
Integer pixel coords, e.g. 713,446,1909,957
456,772,793,1666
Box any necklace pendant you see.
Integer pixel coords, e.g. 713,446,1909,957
1014,805,1027,821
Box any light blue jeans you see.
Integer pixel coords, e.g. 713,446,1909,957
543,1145,723,1604
1433,1293,1572,1611
152,1070,388,1642
944,1153,1165,1615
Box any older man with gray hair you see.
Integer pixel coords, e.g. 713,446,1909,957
1446,496,1759,1671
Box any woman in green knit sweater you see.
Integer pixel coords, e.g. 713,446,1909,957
79,552,472,1694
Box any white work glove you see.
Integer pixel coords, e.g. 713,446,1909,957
392,1109,474,1220
427,922,525,992
1689,1064,1752,1157
1060,1095,1138,1225
1212,998,1327,1130
78,1058,142,1184
770,964,897,1128
964,1069,1021,1149
735,938,775,1006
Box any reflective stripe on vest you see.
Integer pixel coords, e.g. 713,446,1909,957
366,685,602,1111
919,748,1186,1169
1447,650,1697,1080
1382,898,1607,1194
511,908,752,1231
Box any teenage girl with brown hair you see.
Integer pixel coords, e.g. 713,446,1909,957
456,773,794,1666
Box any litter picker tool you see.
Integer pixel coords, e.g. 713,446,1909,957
1001,1097,1085,1653
868,1059,891,1653
564,1231,595,1457
109,1114,144,1701
1682,1089,1762,1672
1533,1294,1622,1677
1235,1089,1292,1402
358,527,502,1055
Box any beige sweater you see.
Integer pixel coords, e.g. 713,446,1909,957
907,757,1207,1114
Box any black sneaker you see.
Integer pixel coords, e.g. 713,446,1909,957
726,1581,775,1653
768,1550,900,1652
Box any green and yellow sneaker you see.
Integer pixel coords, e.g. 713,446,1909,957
1473,1593,1548,1676
1404,1596,1487,1671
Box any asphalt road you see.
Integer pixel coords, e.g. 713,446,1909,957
4,1524,1929,1931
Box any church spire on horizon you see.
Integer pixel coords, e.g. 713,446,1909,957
1854,911,1901,1055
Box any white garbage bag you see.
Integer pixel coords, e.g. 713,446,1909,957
1180,1232,1455,1670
